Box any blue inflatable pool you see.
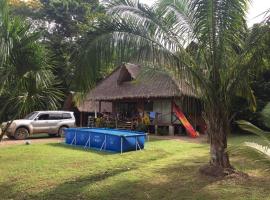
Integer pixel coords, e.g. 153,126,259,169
64,128,146,153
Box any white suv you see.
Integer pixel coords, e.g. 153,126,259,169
2,111,76,140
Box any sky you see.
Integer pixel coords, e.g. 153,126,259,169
140,0,270,27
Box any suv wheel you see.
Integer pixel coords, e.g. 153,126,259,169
58,126,67,138
14,127,29,140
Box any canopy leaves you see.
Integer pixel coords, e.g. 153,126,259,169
0,0,63,120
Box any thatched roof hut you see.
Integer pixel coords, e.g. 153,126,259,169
86,63,196,101
64,63,204,134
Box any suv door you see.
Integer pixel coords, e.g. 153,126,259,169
48,113,63,134
62,113,75,127
32,113,50,134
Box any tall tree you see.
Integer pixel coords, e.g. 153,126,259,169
10,0,105,92
232,23,270,129
76,0,269,176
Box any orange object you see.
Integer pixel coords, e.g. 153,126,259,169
173,102,198,138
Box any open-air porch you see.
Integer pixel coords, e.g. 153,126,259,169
90,97,205,136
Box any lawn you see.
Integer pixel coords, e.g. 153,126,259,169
0,135,269,200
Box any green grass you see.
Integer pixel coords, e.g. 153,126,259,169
0,135,269,200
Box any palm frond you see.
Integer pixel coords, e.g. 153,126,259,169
244,142,270,159
0,0,12,67
237,120,270,144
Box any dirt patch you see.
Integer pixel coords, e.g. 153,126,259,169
199,164,249,179
0,136,64,147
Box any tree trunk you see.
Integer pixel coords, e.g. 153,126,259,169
200,108,235,176
0,121,13,142
209,131,231,168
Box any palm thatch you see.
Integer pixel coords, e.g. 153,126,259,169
86,63,196,101
63,92,112,113
77,100,112,113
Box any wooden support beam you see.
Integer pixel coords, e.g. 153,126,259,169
169,125,174,136
171,98,173,125
80,112,83,127
99,101,101,113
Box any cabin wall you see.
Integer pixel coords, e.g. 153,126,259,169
153,99,172,124
153,98,202,125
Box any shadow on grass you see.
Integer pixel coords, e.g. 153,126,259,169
2,136,269,200
134,160,270,200
0,166,138,200
2,152,270,200
29,156,221,200
0,181,27,200
47,143,113,155
47,142,152,156
31,151,270,200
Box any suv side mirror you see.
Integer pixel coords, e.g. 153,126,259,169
34,117,39,121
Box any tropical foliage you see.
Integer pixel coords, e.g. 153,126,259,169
237,103,270,160
0,0,63,121
75,0,270,174
11,0,106,92
232,24,270,128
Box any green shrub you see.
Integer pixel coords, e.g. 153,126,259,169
136,123,148,132
158,127,169,136
95,117,105,127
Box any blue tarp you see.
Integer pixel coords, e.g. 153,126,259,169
64,128,146,153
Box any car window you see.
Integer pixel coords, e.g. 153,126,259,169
24,112,38,120
49,114,63,120
38,114,49,120
62,113,72,119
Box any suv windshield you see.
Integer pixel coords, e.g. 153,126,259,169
24,112,38,120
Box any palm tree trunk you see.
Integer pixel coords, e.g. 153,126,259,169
209,126,231,168
201,108,234,176
0,120,13,141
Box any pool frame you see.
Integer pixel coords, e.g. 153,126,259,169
64,128,147,154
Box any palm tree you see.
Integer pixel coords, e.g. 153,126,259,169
0,0,63,141
0,0,10,67
76,0,269,176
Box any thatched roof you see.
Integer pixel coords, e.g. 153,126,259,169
77,100,112,113
86,63,196,101
63,92,112,113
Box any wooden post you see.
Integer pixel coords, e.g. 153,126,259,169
154,111,158,135
80,112,83,127
99,101,101,113
94,101,97,118
170,99,174,136
114,101,118,128
155,125,158,135
169,125,174,136
171,98,173,125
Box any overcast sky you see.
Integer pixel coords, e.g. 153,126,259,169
140,0,270,27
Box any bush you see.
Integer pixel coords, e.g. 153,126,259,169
95,117,105,127
158,127,169,136
136,123,148,132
